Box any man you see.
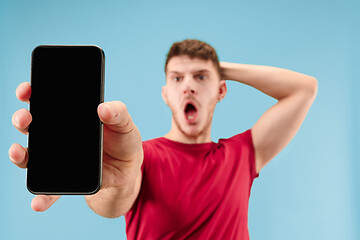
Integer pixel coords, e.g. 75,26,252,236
9,39,317,239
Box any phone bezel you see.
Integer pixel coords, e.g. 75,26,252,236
27,45,105,195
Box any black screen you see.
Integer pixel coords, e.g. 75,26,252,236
27,45,104,194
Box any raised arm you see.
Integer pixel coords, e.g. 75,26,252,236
221,62,318,174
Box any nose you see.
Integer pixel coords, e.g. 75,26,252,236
184,88,196,95
183,77,197,95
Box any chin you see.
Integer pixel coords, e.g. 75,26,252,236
184,130,201,138
181,124,205,138
172,112,210,139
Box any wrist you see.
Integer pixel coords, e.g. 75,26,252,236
220,62,245,82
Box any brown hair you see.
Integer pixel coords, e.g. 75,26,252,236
165,39,222,79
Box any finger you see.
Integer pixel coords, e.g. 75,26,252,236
31,195,61,212
9,143,28,169
97,101,134,134
98,101,142,161
12,108,32,135
16,82,31,103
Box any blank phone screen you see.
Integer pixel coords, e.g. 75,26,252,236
27,45,104,194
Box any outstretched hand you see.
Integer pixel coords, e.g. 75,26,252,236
9,82,143,212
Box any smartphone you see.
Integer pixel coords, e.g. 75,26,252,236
27,45,104,195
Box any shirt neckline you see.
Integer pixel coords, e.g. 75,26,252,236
157,137,216,152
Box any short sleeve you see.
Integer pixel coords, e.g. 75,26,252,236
245,129,259,179
226,129,259,179
140,140,156,173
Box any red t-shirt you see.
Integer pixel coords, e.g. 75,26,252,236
125,129,259,240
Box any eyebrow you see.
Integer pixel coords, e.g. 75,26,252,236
168,69,211,75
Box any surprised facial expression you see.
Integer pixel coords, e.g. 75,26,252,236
162,55,227,139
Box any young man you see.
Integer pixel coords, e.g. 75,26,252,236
10,39,317,239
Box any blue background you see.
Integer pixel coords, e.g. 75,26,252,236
1,0,358,239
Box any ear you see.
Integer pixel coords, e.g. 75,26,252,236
162,86,168,105
218,80,227,101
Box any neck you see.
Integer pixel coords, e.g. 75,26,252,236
163,118,212,144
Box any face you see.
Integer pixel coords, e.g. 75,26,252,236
162,55,227,139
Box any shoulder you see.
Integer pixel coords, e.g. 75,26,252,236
218,129,258,177
142,137,167,152
214,129,255,162
218,129,254,148
142,137,172,162
142,137,162,155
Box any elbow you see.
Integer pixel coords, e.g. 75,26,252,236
309,77,318,100
302,76,318,101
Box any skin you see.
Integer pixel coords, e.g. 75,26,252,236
10,82,143,216
9,55,317,217
162,56,227,144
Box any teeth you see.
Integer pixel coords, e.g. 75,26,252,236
188,115,194,120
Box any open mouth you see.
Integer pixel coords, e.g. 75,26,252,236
184,103,197,120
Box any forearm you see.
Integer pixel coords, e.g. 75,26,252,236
221,62,317,100
85,169,142,218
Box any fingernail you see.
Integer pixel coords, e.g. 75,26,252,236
10,156,19,164
9,149,19,163
113,109,119,118
112,110,120,118
13,114,19,126
105,104,119,119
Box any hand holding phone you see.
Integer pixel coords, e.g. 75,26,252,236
11,83,142,211
10,46,143,211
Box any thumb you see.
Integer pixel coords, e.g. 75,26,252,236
97,101,134,134
31,195,61,212
97,101,142,162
